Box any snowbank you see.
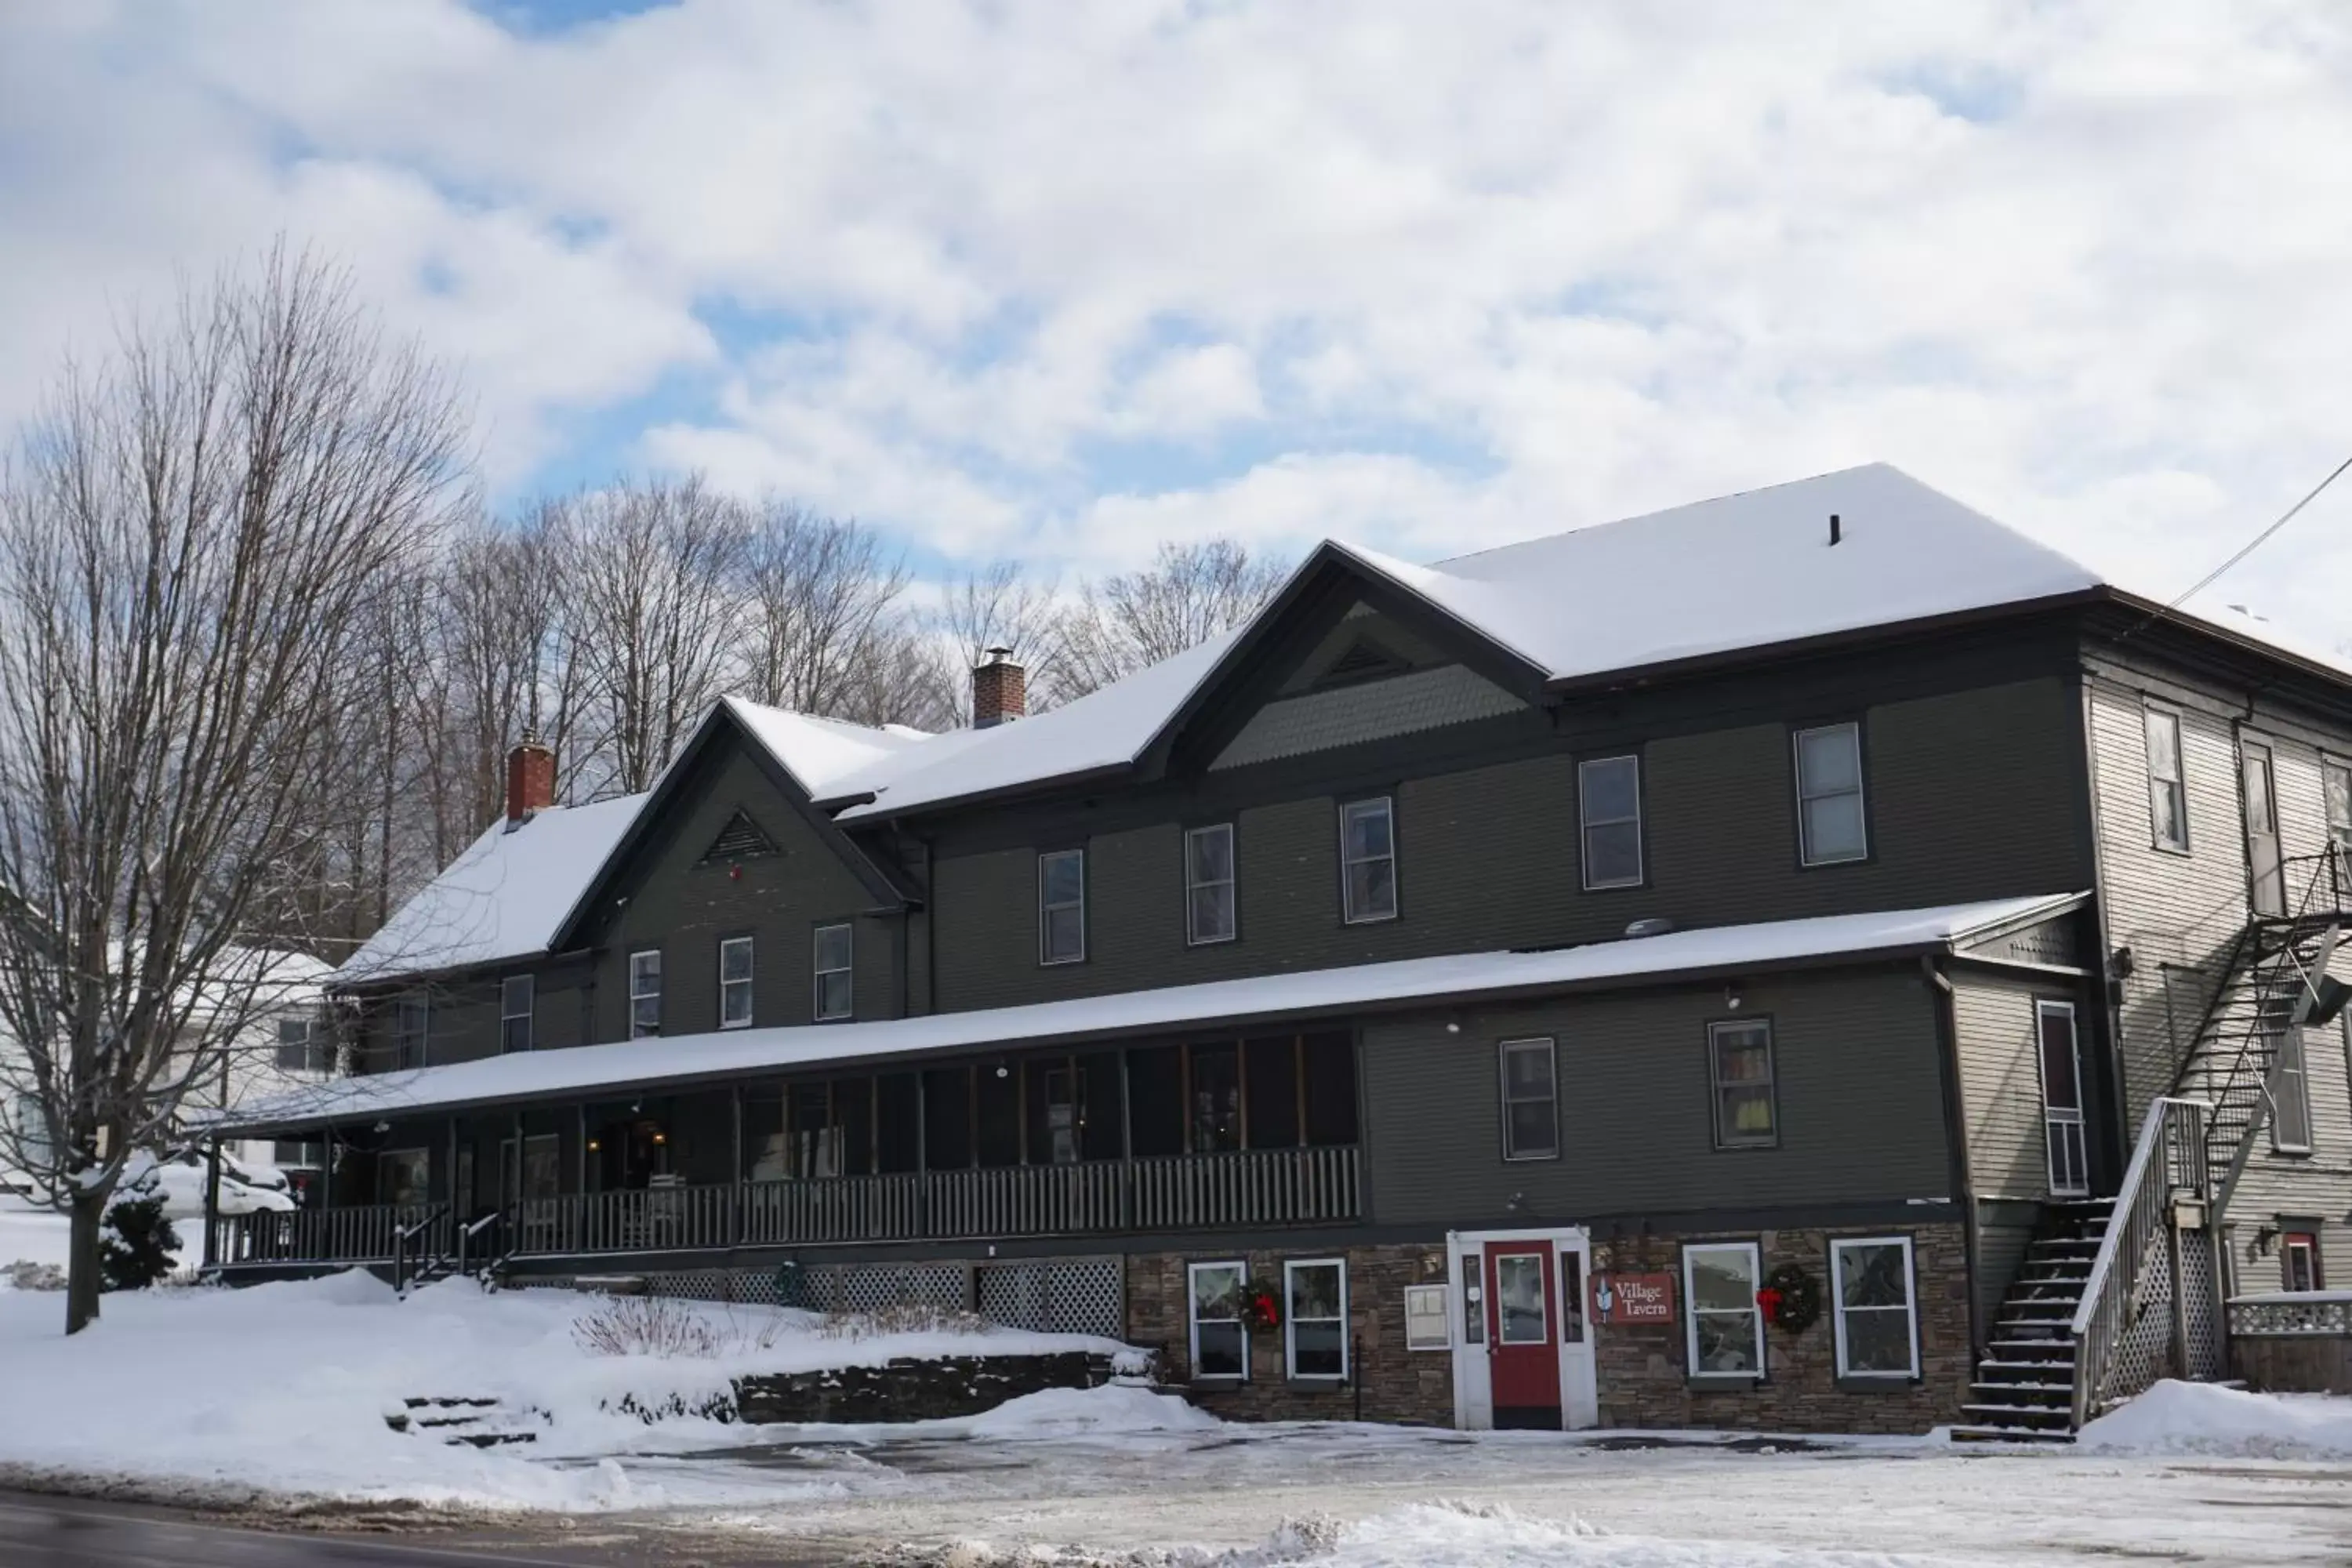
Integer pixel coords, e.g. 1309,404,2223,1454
2078,1379,2352,1458
0,1196,71,1280
0,1273,1149,1510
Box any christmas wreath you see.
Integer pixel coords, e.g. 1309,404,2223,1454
1756,1262,1821,1334
1246,1280,1283,1330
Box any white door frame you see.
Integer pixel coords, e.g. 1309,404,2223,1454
1446,1225,1598,1431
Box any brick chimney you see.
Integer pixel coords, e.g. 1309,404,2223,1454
972,647,1026,729
505,733,556,826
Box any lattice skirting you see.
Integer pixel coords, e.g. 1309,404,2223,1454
633,1254,1127,1340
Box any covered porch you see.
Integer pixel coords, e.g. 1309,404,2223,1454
208,1028,1363,1272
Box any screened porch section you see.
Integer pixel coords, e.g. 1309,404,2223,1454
210,1030,1363,1268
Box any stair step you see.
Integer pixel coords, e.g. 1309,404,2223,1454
1950,1425,2076,1445
1971,1381,2074,1398
1961,1403,2073,1426
1990,1340,2074,1358
1978,1359,2076,1374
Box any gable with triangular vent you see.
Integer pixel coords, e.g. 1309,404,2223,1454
699,808,780,865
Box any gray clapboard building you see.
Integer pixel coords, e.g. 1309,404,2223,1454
209,464,2352,1438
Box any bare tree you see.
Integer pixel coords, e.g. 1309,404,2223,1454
430,502,579,840
739,502,917,720
1056,539,1288,699
929,559,1075,718
565,476,750,794
0,247,467,1332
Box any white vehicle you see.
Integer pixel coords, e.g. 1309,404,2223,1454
129,1149,296,1219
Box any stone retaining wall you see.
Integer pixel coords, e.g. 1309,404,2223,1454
731,1351,1128,1423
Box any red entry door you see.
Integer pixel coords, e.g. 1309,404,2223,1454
1486,1242,1563,1429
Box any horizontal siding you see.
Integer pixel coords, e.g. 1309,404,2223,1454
1360,967,1952,1227
1950,971,2086,1201
934,677,2089,1013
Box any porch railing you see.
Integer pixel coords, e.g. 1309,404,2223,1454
485,1145,1359,1258
2068,1096,2211,1426
211,1202,445,1266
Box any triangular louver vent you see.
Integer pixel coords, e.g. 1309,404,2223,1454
1317,639,1410,686
701,809,779,864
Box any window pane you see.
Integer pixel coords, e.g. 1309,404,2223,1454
1196,1321,1247,1377
1798,726,1860,793
1192,1264,1243,1319
1291,1320,1345,1377
1584,820,1642,886
2038,1008,2082,1111
1495,1255,1547,1343
1188,825,1233,884
2153,780,2187,848
2144,711,2180,779
1508,1099,1557,1159
814,926,850,973
1190,884,1236,943
1719,1086,1775,1139
1715,1034,1770,1083
630,951,660,988
1504,1042,1554,1098
1842,1309,1912,1374
632,995,661,1035
503,975,532,1014
1580,757,1639,822
1689,1249,1756,1311
1344,800,1392,861
1802,794,1867,862
1838,1243,1908,1309
1041,851,1083,906
1044,905,1083,962
2274,1029,2310,1149
2326,763,2352,841
721,938,754,982
817,970,852,1021
1289,1262,1341,1319
1695,1310,1760,1373
1347,858,1396,920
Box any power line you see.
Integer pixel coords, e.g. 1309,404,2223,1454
2122,452,2352,642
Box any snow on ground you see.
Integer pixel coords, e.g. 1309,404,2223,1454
0,1270,1131,1511
2079,1377,2352,1457
0,1193,70,1277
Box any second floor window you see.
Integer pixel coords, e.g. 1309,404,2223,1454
628,949,662,1038
393,996,428,1069
812,925,851,1021
1710,1019,1777,1148
275,1016,331,1074
2325,759,2352,849
1499,1036,1558,1160
2145,708,2189,851
500,975,532,1054
1339,796,1397,924
1185,823,1237,945
1794,721,1867,866
720,936,755,1029
1578,755,1643,889
2270,1023,2312,1153
1039,848,1086,965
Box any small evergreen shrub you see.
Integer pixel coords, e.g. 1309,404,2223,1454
100,1173,181,1292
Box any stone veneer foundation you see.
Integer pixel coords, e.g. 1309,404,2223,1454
1127,1241,1457,1425
1122,1223,1971,1435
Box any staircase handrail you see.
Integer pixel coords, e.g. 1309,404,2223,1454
2068,1096,2209,1426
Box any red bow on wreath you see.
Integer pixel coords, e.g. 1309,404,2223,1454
1247,1289,1283,1330
1755,1286,1785,1323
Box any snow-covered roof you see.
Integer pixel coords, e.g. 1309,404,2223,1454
336,795,648,984
226,893,2080,1134
719,696,933,796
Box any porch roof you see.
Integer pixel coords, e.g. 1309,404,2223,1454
209,891,2085,1136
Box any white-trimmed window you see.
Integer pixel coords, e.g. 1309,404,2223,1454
1830,1236,1919,1377
1187,1260,1247,1379
1039,848,1086,964
2325,760,2352,849
379,1147,431,1207
394,995,429,1069
1285,1258,1347,1378
628,949,662,1038
2145,709,2190,851
812,925,851,1022
1578,755,1643,889
500,975,533,1054
1709,1019,1777,1148
2270,1024,2313,1153
1403,1284,1450,1351
1499,1037,1559,1161
1185,823,1237,945
2284,1232,2324,1293
1683,1241,1764,1377
1339,797,1397,924
1794,722,1867,866
275,1016,330,1074
720,936,755,1029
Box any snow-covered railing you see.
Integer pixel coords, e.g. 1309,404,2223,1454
2069,1096,2209,1427
2229,1293,2352,1337
212,1201,445,1266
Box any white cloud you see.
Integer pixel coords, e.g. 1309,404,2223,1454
3,0,2352,652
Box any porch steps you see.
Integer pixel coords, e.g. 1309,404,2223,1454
384,1395,548,1447
1949,1199,2111,1446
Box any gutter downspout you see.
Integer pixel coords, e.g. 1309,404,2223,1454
1922,955,1982,1359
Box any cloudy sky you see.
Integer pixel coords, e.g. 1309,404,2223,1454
5,1,2350,647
